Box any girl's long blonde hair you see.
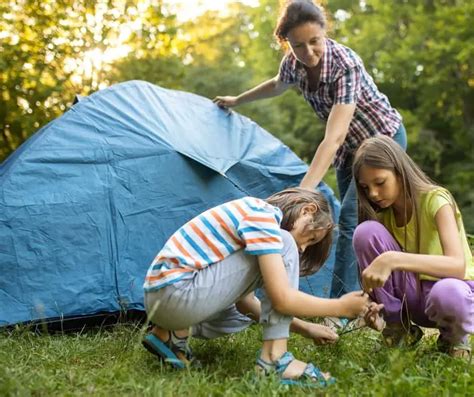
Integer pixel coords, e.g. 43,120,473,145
352,136,439,250
266,187,334,276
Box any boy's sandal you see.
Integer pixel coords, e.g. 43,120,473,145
256,351,335,388
142,331,194,369
382,324,423,347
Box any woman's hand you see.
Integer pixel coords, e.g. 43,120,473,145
213,96,239,109
303,322,339,345
361,252,394,292
337,291,370,318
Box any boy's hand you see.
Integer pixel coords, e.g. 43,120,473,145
303,323,339,345
338,291,370,318
213,96,238,109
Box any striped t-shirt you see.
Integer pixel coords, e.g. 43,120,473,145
143,197,284,292
278,38,402,169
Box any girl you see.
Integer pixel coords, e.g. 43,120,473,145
213,0,407,299
352,136,474,359
143,188,369,386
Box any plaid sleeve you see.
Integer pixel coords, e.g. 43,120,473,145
334,66,362,104
277,54,296,84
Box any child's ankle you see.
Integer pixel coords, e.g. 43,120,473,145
151,326,189,339
173,329,190,339
151,326,169,341
260,342,288,363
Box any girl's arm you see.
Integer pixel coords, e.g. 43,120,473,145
362,204,466,291
213,76,292,108
258,253,369,318
300,103,356,189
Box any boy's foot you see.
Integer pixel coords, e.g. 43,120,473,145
142,328,195,368
382,324,423,347
256,351,335,387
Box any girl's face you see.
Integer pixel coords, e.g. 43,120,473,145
286,22,326,68
357,166,403,210
290,205,328,253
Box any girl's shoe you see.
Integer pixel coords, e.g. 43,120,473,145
142,330,194,369
437,336,472,361
256,351,335,388
382,324,423,347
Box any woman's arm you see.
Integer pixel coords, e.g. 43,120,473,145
257,253,368,318
300,103,356,189
213,76,292,108
362,204,466,291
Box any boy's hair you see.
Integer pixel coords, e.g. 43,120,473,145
274,0,326,47
266,187,334,276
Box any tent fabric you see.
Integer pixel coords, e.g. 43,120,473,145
0,80,340,327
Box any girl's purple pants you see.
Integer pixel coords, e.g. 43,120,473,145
353,221,474,344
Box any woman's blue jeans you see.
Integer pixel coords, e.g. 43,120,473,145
329,124,407,298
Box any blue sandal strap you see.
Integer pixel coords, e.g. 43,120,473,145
255,356,274,375
255,351,335,387
303,363,336,386
169,331,193,359
276,352,335,387
142,334,186,369
274,351,295,375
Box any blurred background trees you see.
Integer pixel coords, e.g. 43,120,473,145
1,0,473,231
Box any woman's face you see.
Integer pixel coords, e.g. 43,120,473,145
286,22,326,68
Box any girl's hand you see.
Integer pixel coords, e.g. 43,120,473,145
338,291,370,318
361,252,394,292
363,302,385,332
213,95,239,108
303,323,339,345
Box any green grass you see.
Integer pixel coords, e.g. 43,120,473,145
1,322,472,396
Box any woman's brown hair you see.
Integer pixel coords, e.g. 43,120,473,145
266,187,334,276
274,0,326,47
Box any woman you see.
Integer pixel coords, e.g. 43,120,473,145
214,0,407,301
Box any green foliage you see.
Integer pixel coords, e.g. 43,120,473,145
0,0,176,159
327,0,474,230
0,324,472,396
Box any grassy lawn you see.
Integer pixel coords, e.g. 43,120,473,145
0,321,472,396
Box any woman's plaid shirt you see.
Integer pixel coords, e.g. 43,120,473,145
278,38,402,168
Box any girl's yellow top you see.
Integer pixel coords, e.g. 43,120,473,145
381,187,474,281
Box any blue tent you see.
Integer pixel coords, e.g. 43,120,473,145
0,81,339,327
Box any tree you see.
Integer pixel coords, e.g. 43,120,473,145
0,0,180,161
